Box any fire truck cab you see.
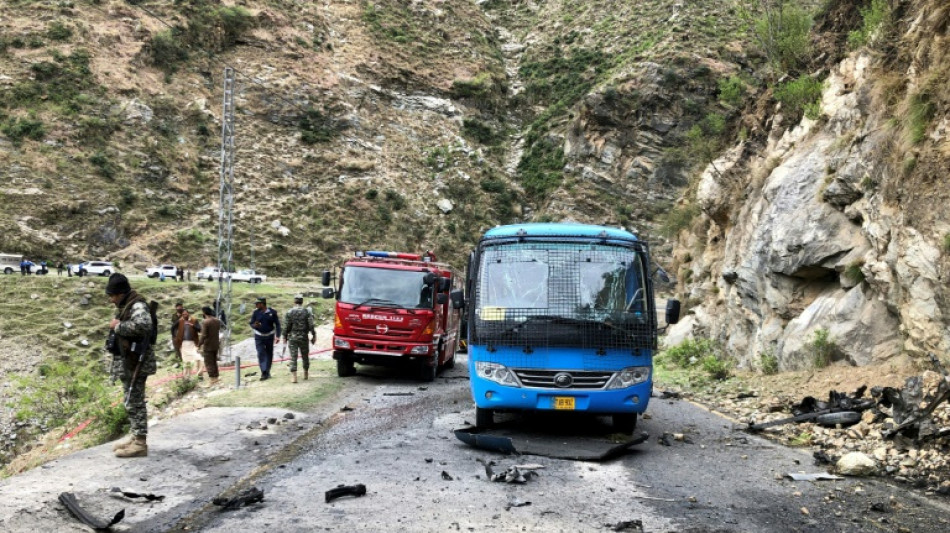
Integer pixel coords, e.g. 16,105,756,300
322,251,462,381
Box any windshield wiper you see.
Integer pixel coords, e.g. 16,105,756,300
354,298,405,309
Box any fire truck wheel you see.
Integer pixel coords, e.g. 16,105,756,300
612,413,637,434
475,407,494,428
443,353,456,370
419,359,437,382
336,358,356,377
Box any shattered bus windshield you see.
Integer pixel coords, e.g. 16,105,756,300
340,266,433,309
476,243,648,324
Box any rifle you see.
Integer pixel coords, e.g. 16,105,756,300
124,336,150,409
748,399,875,432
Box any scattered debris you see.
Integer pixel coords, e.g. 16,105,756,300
108,487,166,502
784,472,843,481
325,484,367,503
441,471,453,480
748,387,875,431
658,391,681,399
813,450,836,466
283,412,295,420
383,392,415,396
213,487,264,510
658,434,672,446
879,353,950,440
505,497,531,510
340,405,354,412
869,501,892,513
605,519,645,532
59,492,125,530
490,465,539,484
455,427,648,461
244,372,258,378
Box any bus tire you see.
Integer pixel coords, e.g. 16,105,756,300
475,407,494,428
336,358,356,377
612,413,637,434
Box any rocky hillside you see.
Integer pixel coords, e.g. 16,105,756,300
0,0,784,274
5,0,946,371
667,0,950,369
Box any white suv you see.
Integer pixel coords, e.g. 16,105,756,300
71,261,115,277
146,265,178,278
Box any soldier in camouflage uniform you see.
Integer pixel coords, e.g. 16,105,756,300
283,294,316,383
106,273,156,458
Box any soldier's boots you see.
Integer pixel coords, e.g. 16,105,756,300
115,436,147,458
304,370,309,380
112,435,134,452
291,372,298,384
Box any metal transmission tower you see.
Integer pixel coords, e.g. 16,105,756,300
216,66,239,387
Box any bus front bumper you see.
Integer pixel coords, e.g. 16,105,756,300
470,375,652,415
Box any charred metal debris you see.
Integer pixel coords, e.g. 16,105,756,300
59,492,125,530
325,484,367,503
213,487,264,510
744,353,950,493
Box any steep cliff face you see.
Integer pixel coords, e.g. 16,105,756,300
669,0,950,368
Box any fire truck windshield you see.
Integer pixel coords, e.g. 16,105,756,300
340,266,434,309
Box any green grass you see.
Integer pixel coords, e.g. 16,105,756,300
0,273,336,471
206,361,342,410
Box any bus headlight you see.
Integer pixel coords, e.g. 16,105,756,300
475,362,521,387
605,366,650,389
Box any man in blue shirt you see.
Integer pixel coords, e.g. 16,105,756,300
249,297,281,381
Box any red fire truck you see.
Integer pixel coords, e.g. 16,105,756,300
321,251,463,381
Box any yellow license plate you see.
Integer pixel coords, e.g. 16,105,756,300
553,396,575,410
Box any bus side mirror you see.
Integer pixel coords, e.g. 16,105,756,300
321,270,331,287
321,287,335,299
450,289,465,310
666,299,681,325
436,293,447,305
438,277,451,292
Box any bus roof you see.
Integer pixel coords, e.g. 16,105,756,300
481,223,639,242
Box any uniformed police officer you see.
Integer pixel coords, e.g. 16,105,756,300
106,273,156,458
249,297,281,380
283,294,316,383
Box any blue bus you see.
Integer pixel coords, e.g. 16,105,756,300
452,223,680,433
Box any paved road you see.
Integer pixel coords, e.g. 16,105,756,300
171,355,950,533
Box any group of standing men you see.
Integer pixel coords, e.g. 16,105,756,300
171,302,224,385
104,272,318,460
249,295,315,383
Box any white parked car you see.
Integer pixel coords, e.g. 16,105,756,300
146,265,178,278
71,261,115,277
231,269,267,283
196,266,231,281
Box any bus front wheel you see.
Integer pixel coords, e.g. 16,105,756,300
612,413,638,434
475,407,494,428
